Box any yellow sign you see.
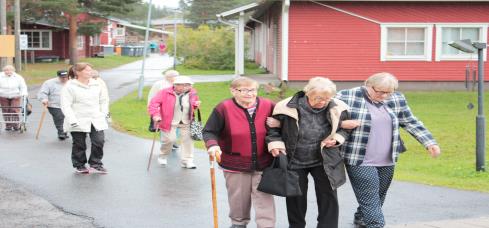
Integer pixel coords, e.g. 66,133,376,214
0,35,15,57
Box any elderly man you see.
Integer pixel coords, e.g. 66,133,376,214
38,70,70,139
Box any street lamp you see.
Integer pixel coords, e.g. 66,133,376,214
449,39,487,172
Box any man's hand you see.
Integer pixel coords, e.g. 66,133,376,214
270,148,286,157
341,120,361,129
427,145,441,158
321,138,337,148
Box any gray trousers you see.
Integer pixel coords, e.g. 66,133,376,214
224,171,276,228
48,107,65,135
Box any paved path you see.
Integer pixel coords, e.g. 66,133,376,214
1,54,489,227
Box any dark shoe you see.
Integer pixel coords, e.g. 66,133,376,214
75,166,89,174
172,144,179,150
229,225,246,228
58,133,68,140
354,214,366,227
90,166,108,174
5,127,12,131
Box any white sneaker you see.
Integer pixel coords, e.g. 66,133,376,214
181,161,196,169
157,157,168,166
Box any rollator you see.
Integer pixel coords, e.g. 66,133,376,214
0,95,29,133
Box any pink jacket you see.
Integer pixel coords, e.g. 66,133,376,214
148,87,200,132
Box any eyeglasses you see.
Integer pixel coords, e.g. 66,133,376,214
235,88,257,94
371,87,393,95
311,96,331,103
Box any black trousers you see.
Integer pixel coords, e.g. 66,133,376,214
286,165,339,228
47,107,65,135
70,125,105,168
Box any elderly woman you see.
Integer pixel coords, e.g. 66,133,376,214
0,65,28,131
203,76,276,228
336,72,441,228
148,76,201,169
61,63,110,174
267,77,350,228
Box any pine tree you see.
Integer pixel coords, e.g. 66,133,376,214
185,0,256,25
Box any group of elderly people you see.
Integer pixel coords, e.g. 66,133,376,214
202,72,440,228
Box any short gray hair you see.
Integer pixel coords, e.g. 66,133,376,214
365,72,399,90
2,65,15,72
303,77,337,96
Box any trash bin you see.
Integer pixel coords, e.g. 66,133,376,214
101,45,114,56
135,46,144,56
115,46,122,56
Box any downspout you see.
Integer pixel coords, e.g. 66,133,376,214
217,14,240,77
250,17,267,68
281,0,290,81
237,12,245,75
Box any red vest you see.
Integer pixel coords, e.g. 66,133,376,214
216,98,274,172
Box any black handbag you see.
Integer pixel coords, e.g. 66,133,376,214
148,116,156,132
190,109,203,141
257,154,302,197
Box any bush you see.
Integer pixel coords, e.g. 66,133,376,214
166,25,235,70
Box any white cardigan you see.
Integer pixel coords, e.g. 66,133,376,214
60,79,109,132
0,72,28,98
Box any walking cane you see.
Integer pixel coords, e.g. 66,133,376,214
209,152,221,228
146,128,160,171
35,106,47,140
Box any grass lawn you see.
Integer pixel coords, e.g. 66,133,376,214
174,61,267,76
20,55,142,85
111,84,489,192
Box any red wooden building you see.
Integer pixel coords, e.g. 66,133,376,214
19,14,169,61
219,0,489,85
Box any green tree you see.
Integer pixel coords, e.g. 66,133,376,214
22,0,139,64
185,0,256,25
167,25,235,70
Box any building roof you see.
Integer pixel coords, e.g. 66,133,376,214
151,18,192,26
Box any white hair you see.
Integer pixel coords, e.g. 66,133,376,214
2,65,15,72
365,72,399,90
303,77,337,96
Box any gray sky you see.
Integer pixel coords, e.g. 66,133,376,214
144,0,180,9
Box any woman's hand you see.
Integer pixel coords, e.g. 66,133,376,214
266,117,280,128
321,138,337,148
194,101,202,108
427,145,441,158
341,120,361,129
270,148,286,157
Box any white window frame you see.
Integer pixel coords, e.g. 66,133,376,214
20,30,52,50
77,35,85,49
90,34,100,46
435,23,487,61
380,23,433,61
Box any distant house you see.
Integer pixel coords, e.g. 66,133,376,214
20,14,170,61
151,18,194,42
218,0,489,86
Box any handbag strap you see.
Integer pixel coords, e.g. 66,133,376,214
278,154,289,171
194,108,202,122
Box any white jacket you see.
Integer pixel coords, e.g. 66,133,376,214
60,79,109,132
0,72,28,98
37,77,65,108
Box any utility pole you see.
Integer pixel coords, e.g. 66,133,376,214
1,0,7,68
173,10,177,70
14,0,21,71
137,0,153,99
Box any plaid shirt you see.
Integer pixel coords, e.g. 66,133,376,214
336,87,437,165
